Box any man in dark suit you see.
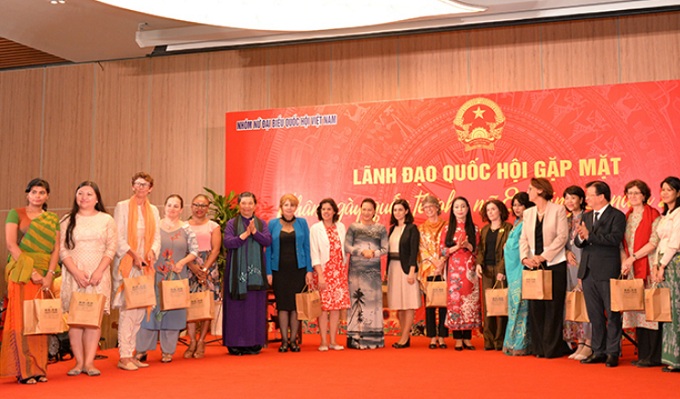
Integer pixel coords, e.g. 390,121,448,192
575,180,626,367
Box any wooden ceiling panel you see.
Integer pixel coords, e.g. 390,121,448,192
0,37,68,70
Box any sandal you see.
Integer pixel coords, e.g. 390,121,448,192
574,344,592,361
18,377,37,385
37,376,48,383
184,341,197,358
193,340,205,359
161,353,173,363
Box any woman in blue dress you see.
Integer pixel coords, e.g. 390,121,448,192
502,192,534,355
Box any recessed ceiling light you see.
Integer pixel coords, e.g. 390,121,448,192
50,0,66,4
96,0,485,32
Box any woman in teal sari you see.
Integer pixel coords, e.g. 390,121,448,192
502,192,534,356
1,178,60,384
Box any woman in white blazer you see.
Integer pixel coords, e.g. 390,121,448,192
519,177,570,358
310,198,349,351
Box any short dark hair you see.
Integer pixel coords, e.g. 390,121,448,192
512,192,534,209
480,199,509,223
563,185,586,211
361,198,377,210
530,178,554,200
390,198,414,225
316,198,339,223
238,191,257,205
624,179,652,203
131,172,154,188
660,176,680,215
586,180,611,202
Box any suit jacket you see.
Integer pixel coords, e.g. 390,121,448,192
476,221,514,276
519,201,568,266
389,223,420,275
575,205,627,281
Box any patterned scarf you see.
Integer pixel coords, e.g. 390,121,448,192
624,204,660,279
229,216,266,300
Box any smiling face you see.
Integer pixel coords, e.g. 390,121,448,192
564,193,583,213
26,185,49,209
281,200,297,220
239,196,256,218
76,185,97,212
320,202,335,223
453,199,468,221
132,178,152,199
164,196,183,219
392,204,407,224
660,182,679,207
423,202,438,219
191,196,210,219
360,201,376,223
626,186,644,207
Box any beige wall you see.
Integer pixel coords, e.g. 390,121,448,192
1,12,679,290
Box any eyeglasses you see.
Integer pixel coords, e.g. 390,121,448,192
133,181,151,188
626,191,643,196
192,203,209,209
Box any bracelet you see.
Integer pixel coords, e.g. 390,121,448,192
632,253,637,260
48,270,56,275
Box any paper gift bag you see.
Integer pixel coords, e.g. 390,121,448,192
426,280,448,308
67,290,106,328
521,268,553,300
161,273,190,311
296,285,322,321
565,290,590,322
187,290,215,322
485,281,508,316
123,274,156,310
610,277,644,312
23,290,64,335
645,285,672,322
210,299,223,336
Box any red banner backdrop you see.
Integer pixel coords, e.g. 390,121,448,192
226,80,680,334
226,80,680,224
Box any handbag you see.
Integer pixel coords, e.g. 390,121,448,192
425,275,447,308
610,274,644,312
24,289,64,335
123,274,156,310
565,289,589,322
382,280,389,308
187,289,215,322
161,271,191,311
210,295,223,336
295,285,322,321
485,280,508,316
521,266,553,300
644,283,672,322
67,288,106,328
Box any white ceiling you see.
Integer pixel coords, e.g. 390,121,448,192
1,0,678,63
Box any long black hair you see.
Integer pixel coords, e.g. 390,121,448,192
445,196,476,251
25,178,51,211
63,181,107,250
661,176,680,215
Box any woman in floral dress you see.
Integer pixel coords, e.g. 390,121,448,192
439,197,481,350
310,198,349,351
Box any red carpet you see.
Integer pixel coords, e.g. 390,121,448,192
2,335,677,398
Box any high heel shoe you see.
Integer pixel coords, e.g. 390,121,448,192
574,344,592,361
279,341,289,353
290,342,301,352
462,341,475,350
392,339,410,349
568,343,584,360
184,341,197,358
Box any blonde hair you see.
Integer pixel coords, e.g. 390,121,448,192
422,194,441,215
279,193,299,208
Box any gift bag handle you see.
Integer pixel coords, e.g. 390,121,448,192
491,280,506,289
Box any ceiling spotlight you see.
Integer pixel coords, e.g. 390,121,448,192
50,0,66,4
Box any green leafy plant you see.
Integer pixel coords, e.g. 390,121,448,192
203,187,239,283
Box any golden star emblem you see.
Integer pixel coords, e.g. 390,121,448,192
472,106,485,119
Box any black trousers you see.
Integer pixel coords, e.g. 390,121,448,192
425,275,448,338
637,326,663,364
582,274,622,357
528,261,570,358
452,330,472,339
